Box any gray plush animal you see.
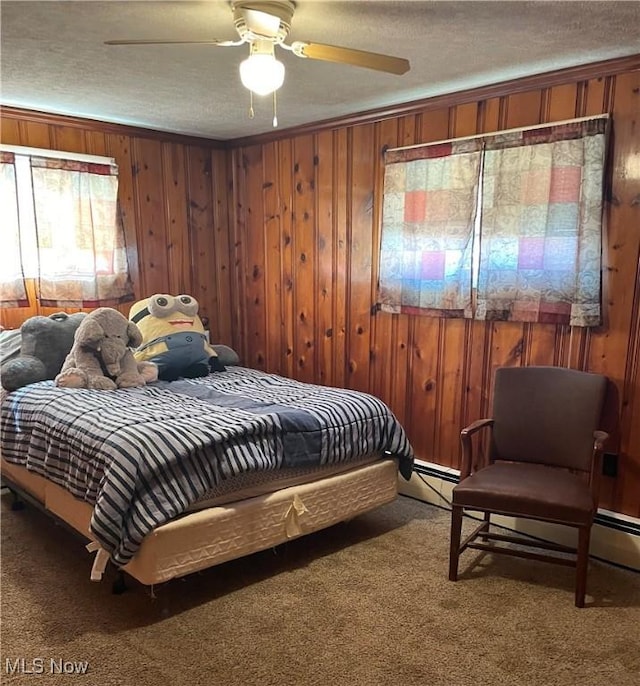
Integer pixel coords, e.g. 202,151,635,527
1,312,87,391
55,307,157,390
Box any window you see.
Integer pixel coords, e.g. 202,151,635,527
378,116,608,327
0,146,134,309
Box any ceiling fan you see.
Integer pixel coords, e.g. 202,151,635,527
105,1,410,125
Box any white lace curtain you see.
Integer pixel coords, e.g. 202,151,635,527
0,152,28,307
0,150,134,308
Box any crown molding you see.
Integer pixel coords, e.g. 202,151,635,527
0,106,226,149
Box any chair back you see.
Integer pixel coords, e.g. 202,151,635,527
490,366,607,472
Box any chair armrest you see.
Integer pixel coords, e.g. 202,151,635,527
459,418,494,479
461,418,494,437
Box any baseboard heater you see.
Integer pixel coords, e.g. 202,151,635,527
404,460,640,572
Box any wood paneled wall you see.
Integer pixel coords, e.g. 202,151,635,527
1,57,639,519
0,113,235,347
228,63,640,518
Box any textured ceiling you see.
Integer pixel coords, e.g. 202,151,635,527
1,1,640,141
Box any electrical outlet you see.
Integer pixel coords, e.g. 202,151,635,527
602,452,618,478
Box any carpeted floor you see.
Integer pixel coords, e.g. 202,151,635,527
1,492,639,686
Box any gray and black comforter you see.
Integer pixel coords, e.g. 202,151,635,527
1,366,414,565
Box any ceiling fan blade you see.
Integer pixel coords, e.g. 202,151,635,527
292,41,410,75
104,39,242,46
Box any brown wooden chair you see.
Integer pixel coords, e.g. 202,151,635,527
449,365,609,607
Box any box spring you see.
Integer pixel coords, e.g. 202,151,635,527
1,457,399,585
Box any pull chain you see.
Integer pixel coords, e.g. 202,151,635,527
246,90,278,125
272,90,278,128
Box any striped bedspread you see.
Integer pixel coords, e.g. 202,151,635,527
1,367,414,566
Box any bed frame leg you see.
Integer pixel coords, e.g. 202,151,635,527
112,570,128,595
8,489,25,511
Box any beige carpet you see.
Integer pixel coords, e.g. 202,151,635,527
1,492,639,686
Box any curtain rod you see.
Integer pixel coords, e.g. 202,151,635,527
0,143,116,165
385,113,610,153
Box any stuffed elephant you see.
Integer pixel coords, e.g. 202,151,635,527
55,307,158,390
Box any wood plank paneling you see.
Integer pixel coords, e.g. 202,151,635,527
546,83,579,121
185,146,215,334
292,134,316,383
51,125,85,154
332,128,349,390
210,149,234,348
107,134,140,316
19,121,51,149
277,138,295,379
132,138,169,298
316,129,336,387
240,144,267,370
262,141,284,373
0,118,21,144
83,130,108,157
162,142,190,296
230,147,249,364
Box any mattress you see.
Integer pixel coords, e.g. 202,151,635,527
188,453,379,509
1,456,399,585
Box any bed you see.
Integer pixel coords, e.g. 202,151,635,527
0,366,414,587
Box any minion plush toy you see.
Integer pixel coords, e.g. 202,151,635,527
129,294,225,381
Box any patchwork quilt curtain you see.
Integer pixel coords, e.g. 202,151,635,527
378,141,482,318
378,116,608,327
476,118,607,326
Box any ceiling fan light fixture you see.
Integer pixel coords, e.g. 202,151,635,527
239,43,285,96
106,0,410,124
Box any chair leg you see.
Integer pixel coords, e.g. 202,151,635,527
575,525,591,608
449,505,463,581
480,511,491,540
